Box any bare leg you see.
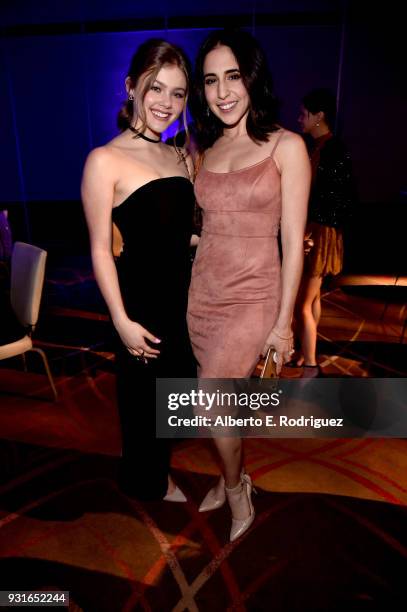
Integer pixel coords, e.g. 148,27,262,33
196,383,250,522
213,436,250,520
197,381,243,489
213,436,242,488
289,311,304,366
293,298,304,367
297,275,323,366
311,290,322,327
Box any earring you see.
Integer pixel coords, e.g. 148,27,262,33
206,106,210,117
316,122,320,127
128,93,134,101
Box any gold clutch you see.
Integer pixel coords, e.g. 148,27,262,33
260,346,278,379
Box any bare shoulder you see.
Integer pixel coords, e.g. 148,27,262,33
84,144,116,170
273,129,308,167
84,140,129,181
270,128,304,149
279,130,306,152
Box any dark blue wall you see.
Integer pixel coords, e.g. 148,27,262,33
0,25,341,202
0,2,405,206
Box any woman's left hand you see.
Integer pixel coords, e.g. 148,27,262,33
190,233,200,247
304,232,314,255
262,328,294,374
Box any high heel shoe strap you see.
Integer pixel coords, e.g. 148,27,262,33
225,473,252,493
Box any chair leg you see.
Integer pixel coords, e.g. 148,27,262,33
30,347,58,400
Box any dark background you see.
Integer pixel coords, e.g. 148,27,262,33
0,0,405,274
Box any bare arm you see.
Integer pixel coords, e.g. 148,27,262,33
81,147,160,359
263,133,311,370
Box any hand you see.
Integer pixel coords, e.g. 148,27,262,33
115,318,161,361
190,233,200,247
262,327,294,375
304,232,314,256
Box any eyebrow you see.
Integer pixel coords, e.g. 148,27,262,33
204,68,240,78
154,78,186,92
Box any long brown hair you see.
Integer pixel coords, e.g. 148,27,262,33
191,29,279,152
117,38,191,138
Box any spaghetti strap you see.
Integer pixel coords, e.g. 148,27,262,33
270,129,284,158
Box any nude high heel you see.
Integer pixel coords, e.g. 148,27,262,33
163,485,187,502
225,473,256,542
198,475,226,512
163,477,187,502
198,469,246,512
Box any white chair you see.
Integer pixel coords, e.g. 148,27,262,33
0,241,58,399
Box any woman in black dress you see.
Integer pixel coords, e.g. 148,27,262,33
82,39,196,501
296,88,355,376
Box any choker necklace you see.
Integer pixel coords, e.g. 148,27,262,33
128,125,161,143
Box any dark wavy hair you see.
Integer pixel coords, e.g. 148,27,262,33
117,38,191,136
191,29,278,151
302,88,337,131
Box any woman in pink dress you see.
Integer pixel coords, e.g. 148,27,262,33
188,30,311,540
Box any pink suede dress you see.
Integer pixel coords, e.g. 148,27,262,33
187,136,283,378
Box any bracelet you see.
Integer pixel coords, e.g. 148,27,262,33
272,329,294,341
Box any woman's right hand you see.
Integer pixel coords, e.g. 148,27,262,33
114,317,161,360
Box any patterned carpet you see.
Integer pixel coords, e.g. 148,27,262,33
0,260,406,611
0,436,406,611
